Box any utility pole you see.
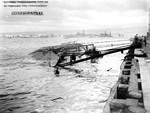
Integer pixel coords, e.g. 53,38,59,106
149,8,150,34
147,8,150,38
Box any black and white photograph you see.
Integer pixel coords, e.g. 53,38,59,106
0,0,150,113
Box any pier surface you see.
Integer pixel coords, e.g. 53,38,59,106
138,37,150,113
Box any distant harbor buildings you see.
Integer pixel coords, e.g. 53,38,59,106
0,34,49,38
0,30,125,39
63,30,113,38
99,31,112,37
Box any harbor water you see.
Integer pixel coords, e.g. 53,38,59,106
0,36,130,113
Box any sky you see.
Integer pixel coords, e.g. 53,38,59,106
0,0,150,35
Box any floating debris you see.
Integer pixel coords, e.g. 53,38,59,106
51,97,64,102
107,68,112,71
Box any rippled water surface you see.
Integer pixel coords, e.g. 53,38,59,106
0,37,129,113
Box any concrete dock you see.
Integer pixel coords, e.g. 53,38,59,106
137,36,150,113
102,36,150,113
